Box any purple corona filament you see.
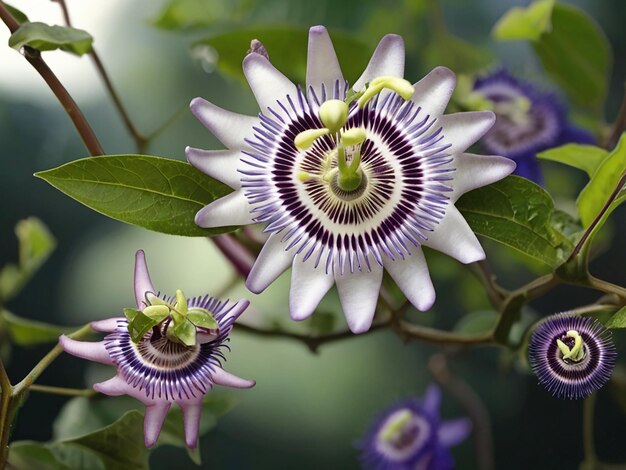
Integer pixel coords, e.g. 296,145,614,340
60,250,255,448
528,313,616,400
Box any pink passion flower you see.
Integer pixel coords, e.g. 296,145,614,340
187,26,515,333
60,250,255,448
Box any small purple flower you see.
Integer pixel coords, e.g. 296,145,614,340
60,250,255,448
359,385,471,470
528,313,617,400
473,69,594,184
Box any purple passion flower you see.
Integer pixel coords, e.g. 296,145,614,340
359,385,471,470
473,69,594,183
187,25,515,334
528,313,616,400
60,250,255,448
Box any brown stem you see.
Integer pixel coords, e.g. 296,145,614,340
582,393,597,467
235,319,391,354
0,2,104,156
54,0,148,153
429,353,495,470
29,384,96,398
0,361,12,467
474,260,506,309
396,320,493,345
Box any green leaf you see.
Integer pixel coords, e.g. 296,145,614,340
123,307,142,322
35,155,235,237
537,144,608,178
492,0,554,41
6,441,68,470
606,306,626,329
454,311,498,335
0,310,69,346
153,0,233,30
493,2,610,108
187,308,218,330
456,176,573,267
194,26,371,84
577,134,626,227
0,217,56,302
4,3,29,24
9,22,93,56
128,311,158,343
173,318,197,346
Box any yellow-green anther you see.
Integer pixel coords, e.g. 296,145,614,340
143,304,170,319
294,128,330,151
298,171,313,182
357,76,414,108
175,289,188,315
380,409,413,443
557,330,586,362
319,99,348,134
515,96,531,113
341,127,367,147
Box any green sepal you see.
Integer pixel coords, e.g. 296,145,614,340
173,318,197,346
175,289,188,315
187,308,218,330
128,312,158,343
143,305,170,323
123,308,142,323
146,293,169,306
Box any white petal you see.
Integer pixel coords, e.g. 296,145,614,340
186,146,242,189
59,337,114,365
243,53,297,114
335,262,383,334
450,153,516,201
289,253,334,321
194,191,253,228
422,205,485,264
134,250,154,309
246,233,293,294
190,97,257,150
212,367,256,389
438,111,495,155
383,248,435,312
306,25,343,97
353,34,405,92
144,403,172,448
91,317,124,333
411,66,456,119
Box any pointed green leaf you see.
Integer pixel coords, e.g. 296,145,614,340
173,318,197,346
35,155,236,237
4,3,29,24
187,308,218,330
123,307,142,322
456,176,574,267
128,311,158,342
577,134,626,227
537,144,608,178
1,310,69,346
605,307,626,329
492,0,554,41
9,22,93,56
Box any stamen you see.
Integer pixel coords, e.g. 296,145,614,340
556,330,585,362
357,76,414,108
319,99,348,133
380,409,413,443
295,128,330,151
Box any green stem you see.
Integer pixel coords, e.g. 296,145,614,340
29,384,96,398
396,320,493,345
586,276,626,300
12,324,93,398
582,393,597,467
0,360,12,467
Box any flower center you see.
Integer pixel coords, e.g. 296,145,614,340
376,408,431,461
294,76,415,193
136,328,200,370
556,329,586,364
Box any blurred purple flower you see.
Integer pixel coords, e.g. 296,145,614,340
528,313,616,399
473,70,594,184
60,250,255,448
359,385,471,470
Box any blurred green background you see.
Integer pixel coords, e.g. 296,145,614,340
2,0,626,468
